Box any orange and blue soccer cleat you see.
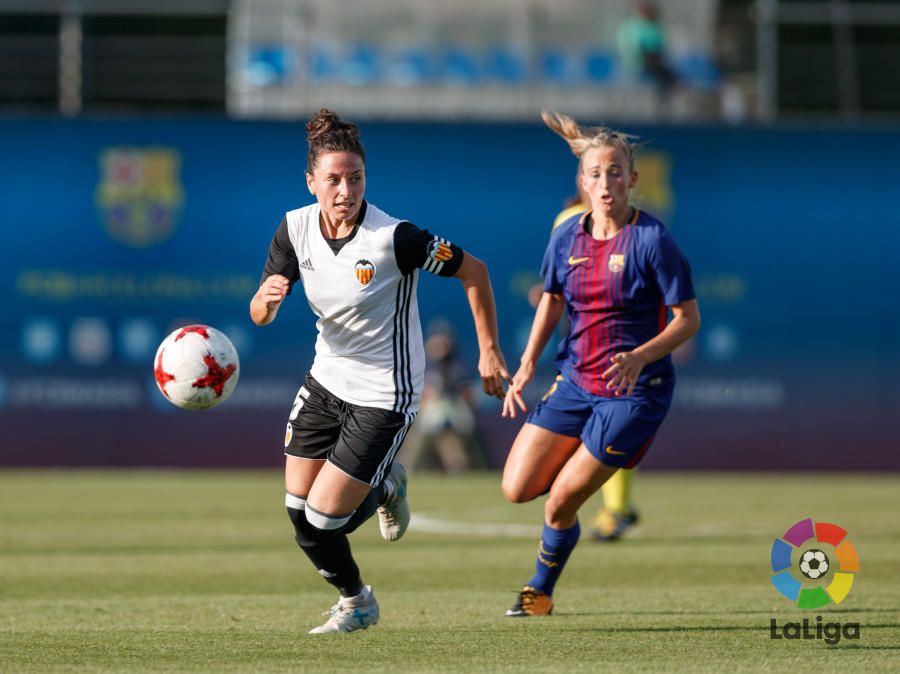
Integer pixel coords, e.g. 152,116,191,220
505,586,553,617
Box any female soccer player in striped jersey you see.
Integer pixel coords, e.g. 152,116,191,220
552,182,642,543
500,111,700,617
250,109,511,633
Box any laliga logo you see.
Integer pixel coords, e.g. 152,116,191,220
770,518,860,608
769,518,861,645
95,147,185,248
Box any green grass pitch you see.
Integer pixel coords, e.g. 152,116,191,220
1,470,898,673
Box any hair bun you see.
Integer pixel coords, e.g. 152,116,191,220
304,108,366,171
306,108,342,143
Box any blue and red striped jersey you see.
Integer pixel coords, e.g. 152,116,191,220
541,208,695,396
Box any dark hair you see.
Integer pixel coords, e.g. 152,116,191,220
305,108,366,173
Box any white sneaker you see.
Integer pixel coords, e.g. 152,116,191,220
377,462,410,541
308,585,379,634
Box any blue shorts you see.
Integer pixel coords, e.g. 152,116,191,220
526,375,673,468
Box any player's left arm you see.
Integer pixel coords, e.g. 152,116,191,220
452,251,512,401
603,299,700,396
394,222,511,400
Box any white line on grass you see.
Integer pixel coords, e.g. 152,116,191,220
410,513,540,538
410,514,759,539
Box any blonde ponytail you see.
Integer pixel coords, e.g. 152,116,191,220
541,109,638,170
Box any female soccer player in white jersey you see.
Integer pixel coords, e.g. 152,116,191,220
250,109,511,634
500,111,700,617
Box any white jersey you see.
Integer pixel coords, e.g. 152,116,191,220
261,201,464,414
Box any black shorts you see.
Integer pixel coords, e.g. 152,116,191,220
284,373,416,487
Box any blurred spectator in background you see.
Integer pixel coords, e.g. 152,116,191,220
402,320,485,473
617,1,678,98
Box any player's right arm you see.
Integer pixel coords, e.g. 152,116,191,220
502,291,565,418
251,217,300,326
250,274,289,326
503,228,570,418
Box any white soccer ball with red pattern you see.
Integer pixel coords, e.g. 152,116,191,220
153,325,239,410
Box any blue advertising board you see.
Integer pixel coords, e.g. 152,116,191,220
1,117,898,469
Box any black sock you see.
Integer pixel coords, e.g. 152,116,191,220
287,507,363,597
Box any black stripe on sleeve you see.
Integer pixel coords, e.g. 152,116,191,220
391,273,416,413
260,217,300,293
400,274,414,412
392,274,404,412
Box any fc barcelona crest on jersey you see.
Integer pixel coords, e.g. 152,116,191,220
608,254,625,273
95,146,184,248
354,259,375,285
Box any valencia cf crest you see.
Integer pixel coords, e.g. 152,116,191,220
284,422,293,448
427,239,453,263
354,259,375,285
608,254,625,273
95,146,184,248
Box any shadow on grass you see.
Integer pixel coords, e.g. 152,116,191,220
815,608,900,615
563,608,900,617
621,536,787,545
533,622,899,635
560,625,763,634
1,543,284,556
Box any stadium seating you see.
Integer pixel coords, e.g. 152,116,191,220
584,49,617,83
388,46,436,86
306,44,339,83
483,46,529,84
290,43,715,89
673,51,721,90
538,47,578,84
342,44,381,85
441,46,482,86
244,45,294,87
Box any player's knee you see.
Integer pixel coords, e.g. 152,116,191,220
286,492,319,547
543,494,577,528
502,477,534,504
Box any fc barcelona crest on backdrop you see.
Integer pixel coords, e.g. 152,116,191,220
95,146,185,248
354,259,375,285
608,254,625,273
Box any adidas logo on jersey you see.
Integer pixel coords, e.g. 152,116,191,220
299,258,315,271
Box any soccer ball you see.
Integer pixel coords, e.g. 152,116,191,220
153,325,239,410
799,549,829,579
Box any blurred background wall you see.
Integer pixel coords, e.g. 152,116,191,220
1,0,898,470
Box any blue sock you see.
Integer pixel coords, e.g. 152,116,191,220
526,521,581,596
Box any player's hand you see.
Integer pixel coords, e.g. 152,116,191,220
502,361,534,419
256,274,289,306
478,346,512,401
602,351,648,397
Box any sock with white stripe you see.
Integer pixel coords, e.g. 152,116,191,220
287,495,363,597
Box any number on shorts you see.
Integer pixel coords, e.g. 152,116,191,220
289,386,310,421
